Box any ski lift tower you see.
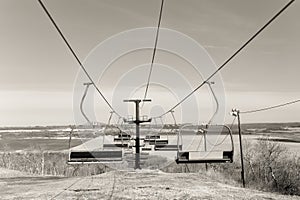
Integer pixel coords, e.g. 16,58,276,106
123,99,152,169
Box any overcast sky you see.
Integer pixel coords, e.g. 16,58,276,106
0,0,299,126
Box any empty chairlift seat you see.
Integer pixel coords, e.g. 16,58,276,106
149,139,168,145
68,150,123,163
154,144,182,151
175,125,234,164
113,132,131,148
141,146,152,151
114,132,131,141
104,143,128,148
176,150,233,163
144,135,160,141
114,137,131,141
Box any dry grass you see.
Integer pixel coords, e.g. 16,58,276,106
1,169,299,200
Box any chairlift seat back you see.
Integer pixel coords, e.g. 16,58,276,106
145,135,160,140
114,137,131,141
68,150,122,163
149,139,168,145
176,150,233,163
154,144,182,151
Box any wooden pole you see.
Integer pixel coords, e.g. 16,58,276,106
236,110,246,187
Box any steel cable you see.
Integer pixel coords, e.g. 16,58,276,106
143,0,165,100
38,0,121,117
240,99,300,114
156,0,295,118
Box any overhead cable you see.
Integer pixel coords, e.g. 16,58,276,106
240,99,300,114
143,0,165,100
156,0,295,118
38,0,121,117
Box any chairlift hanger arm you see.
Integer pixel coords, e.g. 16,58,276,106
170,110,177,126
80,83,92,125
205,82,219,125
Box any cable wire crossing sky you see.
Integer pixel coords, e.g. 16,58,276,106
0,0,299,126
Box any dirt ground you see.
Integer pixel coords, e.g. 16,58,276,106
0,168,300,200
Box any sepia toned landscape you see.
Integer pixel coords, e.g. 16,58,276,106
0,123,299,199
1,0,299,199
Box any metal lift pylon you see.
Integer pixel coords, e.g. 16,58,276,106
124,99,152,169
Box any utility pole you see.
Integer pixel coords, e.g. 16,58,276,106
124,99,151,169
204,128,208,171
232,108,245,187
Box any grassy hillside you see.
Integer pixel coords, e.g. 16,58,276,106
0,169,299,200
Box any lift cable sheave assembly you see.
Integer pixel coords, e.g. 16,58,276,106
156,0,295,119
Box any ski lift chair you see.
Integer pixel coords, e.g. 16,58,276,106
68,90,123,164
153,112,180,151
68,150,123,163
175,81,234,163
144,117,169,146
68,127,123,164
175,124,234,164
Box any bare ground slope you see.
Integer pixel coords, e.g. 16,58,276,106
0,168,299,200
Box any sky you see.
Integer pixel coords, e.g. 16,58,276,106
0,0,299,126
